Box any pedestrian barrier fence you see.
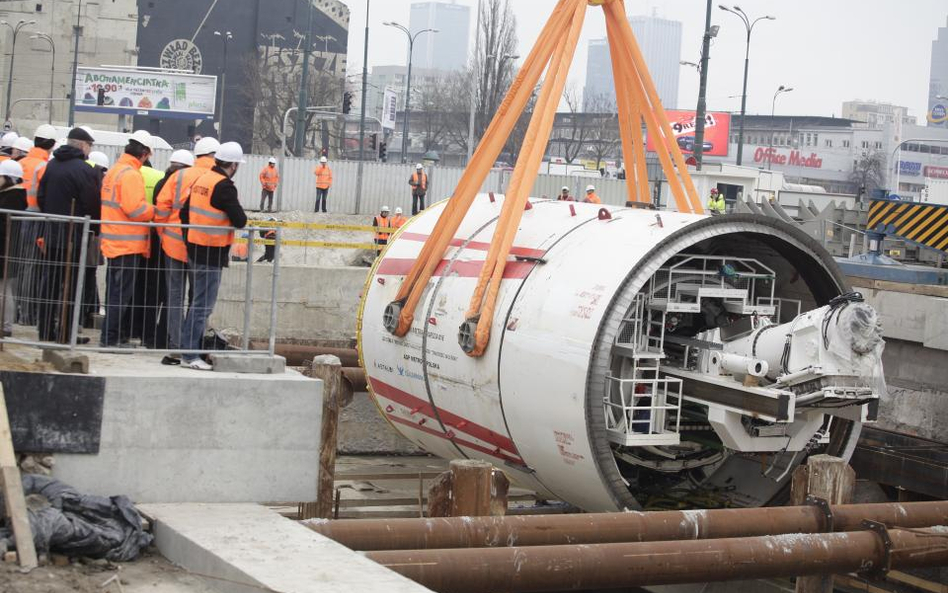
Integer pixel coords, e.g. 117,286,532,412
0,209,282,356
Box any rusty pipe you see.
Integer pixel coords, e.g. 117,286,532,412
307,501,948,551
341,367,366,392
365,528,948,593
252,342,360,367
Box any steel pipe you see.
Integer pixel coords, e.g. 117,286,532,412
340,367,366,393
308,501,948,551
251,343,359,367
365,528,948,593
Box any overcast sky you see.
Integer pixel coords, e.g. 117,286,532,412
345,0,947,120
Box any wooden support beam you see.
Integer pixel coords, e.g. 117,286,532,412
300,355,343,520
793,455,856,593
428,460,510,518
0,383,37,570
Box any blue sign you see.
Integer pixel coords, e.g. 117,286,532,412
899,160,922,176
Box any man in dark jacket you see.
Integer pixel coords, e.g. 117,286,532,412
36,127,100,343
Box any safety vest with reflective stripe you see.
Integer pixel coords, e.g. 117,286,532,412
195,155,216,170
708,194,726,214
314,164,332,189
188,171,234,247
374,216,392,242
410,171,427,192
155,166,205,262
21,148,49,212
391,214,408,229
259,166,279,191
584,192,601,204
100,155,154,258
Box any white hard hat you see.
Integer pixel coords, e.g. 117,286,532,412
320,156,328,163
395,207,403,215
170,149,195,167
381,205,390,212
216,141,246,164
12,137,32,153
0,159,23,180
415,163,423,170
586,184,595,192
194,136,220,156
34,124,57,140
0,132,18,148
268,157,276,164
88,151,110,169
561,186,570,191
129,130,155,150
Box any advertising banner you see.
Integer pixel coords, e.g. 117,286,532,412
381,87,398,130
647,110,731,157
75,67,218,120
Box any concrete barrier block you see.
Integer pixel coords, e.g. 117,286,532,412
210,353,286,374
41,349,89,374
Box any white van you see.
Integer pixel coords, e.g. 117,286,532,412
47,126,173,151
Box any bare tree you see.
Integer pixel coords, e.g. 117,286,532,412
238,46,345,156
583,93,621,170
850,150,887,196
473,0,519,143
547,85,592,164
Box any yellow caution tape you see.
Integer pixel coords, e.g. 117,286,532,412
235,238,378,250
248,221,392,233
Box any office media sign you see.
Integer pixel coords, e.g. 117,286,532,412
74,67,218,120
753,147,824,169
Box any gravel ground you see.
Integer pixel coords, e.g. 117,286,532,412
0,550,216,593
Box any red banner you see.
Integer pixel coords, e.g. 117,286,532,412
924,165,948,179
647,110,731,157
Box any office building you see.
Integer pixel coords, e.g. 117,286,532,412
584,13,682,111
409,1,471,72
928,17,948,128
842,100,916,129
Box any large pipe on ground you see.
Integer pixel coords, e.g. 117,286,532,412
365,528,948,593
307,500,948,551
251,343,360,367
340,367,366,392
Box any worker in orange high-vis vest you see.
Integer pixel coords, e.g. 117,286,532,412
409,163,428,215
179,141,247,371
21,124,57,212
314,155,332,213
99,130,156,348
373,205,393,256
259,157,279,212
391,207,408,229
583,184,602,204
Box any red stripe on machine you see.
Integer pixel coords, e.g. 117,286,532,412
376,257,535,279
399,232,546,259
387,416,524,465
370,377,521,458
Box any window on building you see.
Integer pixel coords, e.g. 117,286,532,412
813,134,818,146
861,140,869,149
842,140,850,148
874,141,883,149
825,139,833,148
805,133,812,147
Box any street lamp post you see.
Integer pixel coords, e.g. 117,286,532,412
2,19,36,121
692,1,719,170
213,30,233,138
767,85,793,171
29,33,55,124
719,5,774,166
384,21,438,164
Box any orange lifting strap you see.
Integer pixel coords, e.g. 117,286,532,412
382,0,704,357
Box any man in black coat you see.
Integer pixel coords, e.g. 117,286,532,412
36,127,101,343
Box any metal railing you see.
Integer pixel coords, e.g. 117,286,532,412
0,209,281,356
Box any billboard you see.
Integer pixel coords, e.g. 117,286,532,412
74,67,218,120
647,110,731,157
381,87,398,130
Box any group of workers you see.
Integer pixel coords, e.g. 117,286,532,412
557,184,602,203
0,123,252,371
258,157,431,217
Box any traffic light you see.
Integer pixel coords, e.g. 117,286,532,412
369,132,378,150
379,141,387,162
342,91,353,115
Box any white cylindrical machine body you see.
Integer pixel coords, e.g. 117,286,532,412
358,195,853,512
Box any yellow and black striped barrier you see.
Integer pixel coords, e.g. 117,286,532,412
238,220,394,250
868,199,948,252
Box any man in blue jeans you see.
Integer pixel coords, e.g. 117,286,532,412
178,142,247,370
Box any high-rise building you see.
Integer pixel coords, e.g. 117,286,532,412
928,17,948,128
842,100,916,128
583,13,682,112
409,1,471,72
